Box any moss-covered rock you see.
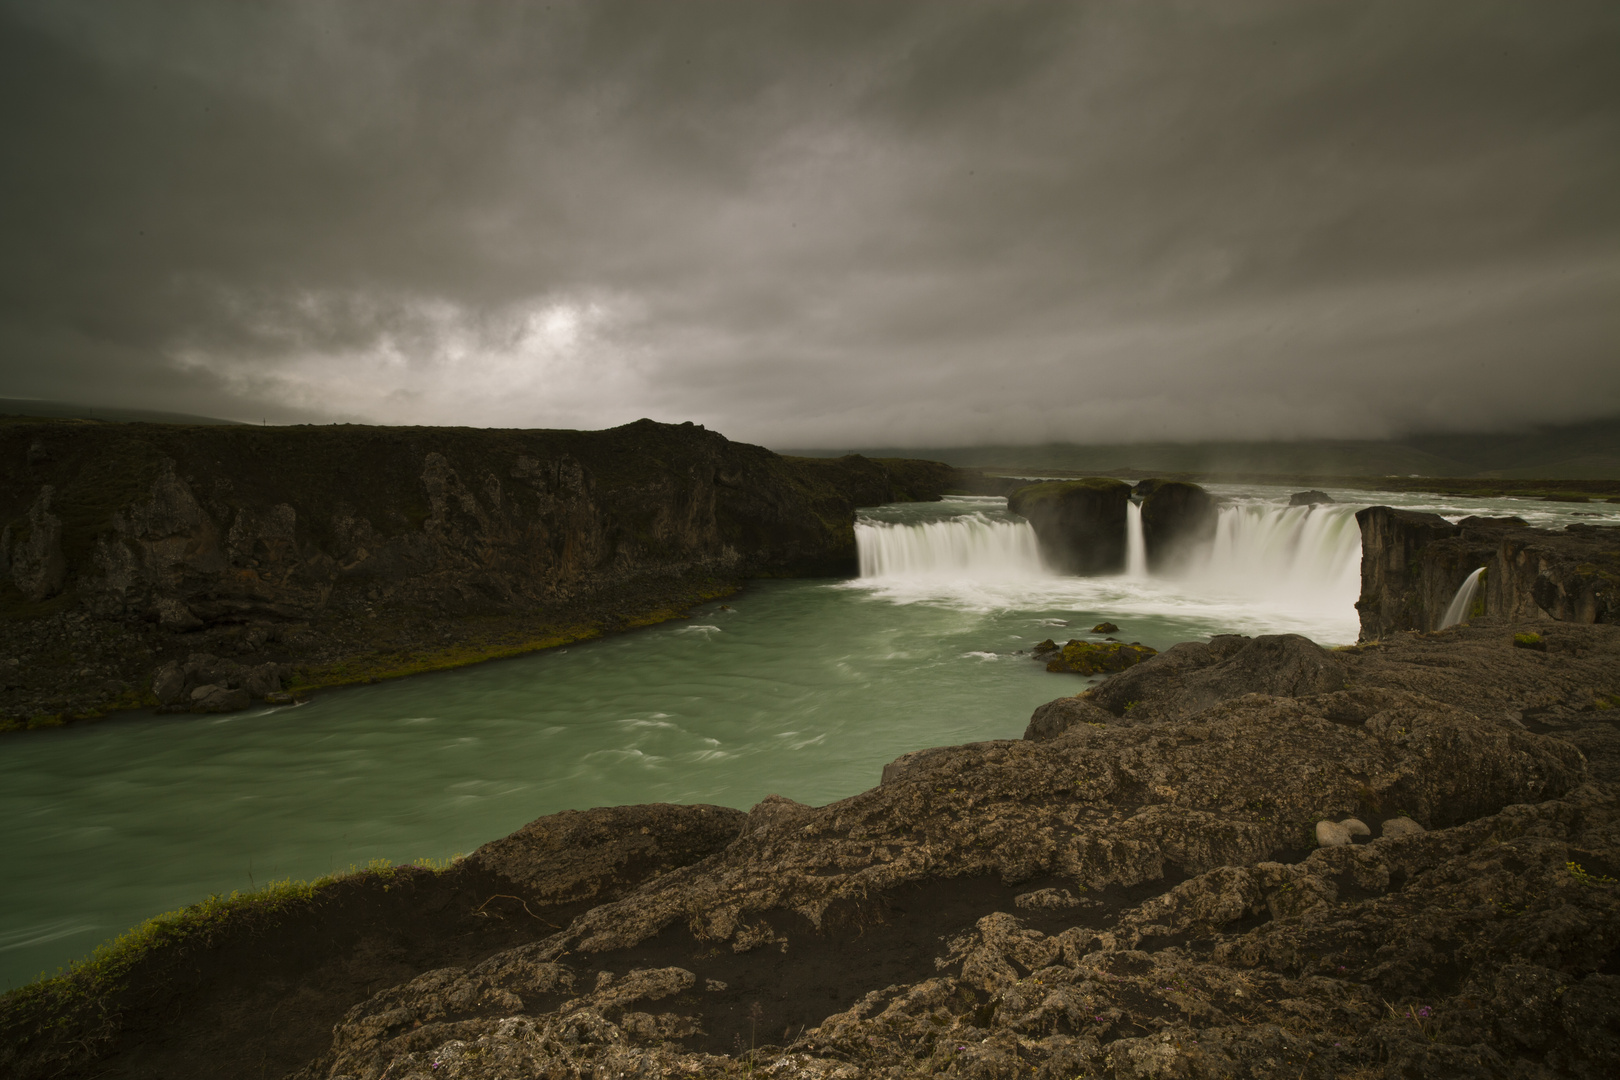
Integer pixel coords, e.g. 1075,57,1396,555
1041,639,1157,674
1006,478,1130,574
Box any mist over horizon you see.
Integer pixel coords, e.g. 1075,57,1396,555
3,1,1617,446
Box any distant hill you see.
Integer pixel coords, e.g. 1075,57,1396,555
0,398,242,426
782,416,1620,480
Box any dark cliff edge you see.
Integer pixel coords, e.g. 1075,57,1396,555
6,622,1617,1080
1356,505,1620,640
0,418,955,729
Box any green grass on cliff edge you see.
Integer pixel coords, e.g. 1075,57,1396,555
1007,477,1132,507
0,858,460,1058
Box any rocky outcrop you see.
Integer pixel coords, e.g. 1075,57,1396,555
149,652,290,711
1139,480,1218,571
462,803,746,904
1031,637,1157,675
1355,506,1620,639
1288,489,1334,506
0,420,957,725
1490,523,1620,625
7,486,66,602
1081,633,1346,721
1006,478,1131,574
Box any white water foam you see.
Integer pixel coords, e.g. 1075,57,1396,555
1440,567,1486,629
855,513,1043,579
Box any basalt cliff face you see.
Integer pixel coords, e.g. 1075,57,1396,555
6,621,1618,1080
1355,506,1620,640
0,419,954,726
1006,479,1132,574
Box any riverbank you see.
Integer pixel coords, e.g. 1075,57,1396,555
6,618,1617,1079
0,417,958,730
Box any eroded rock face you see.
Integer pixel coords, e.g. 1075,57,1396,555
1006,479,1132,574
9,487,66,602
0,421,959,724
1355,506,1619,639
1139,480,1218,572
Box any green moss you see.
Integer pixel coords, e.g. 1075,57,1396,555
0,857,463,1062
1008,478,1131,508
1512,632,1545,651
1045,639,1157,675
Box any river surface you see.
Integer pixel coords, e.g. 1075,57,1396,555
2,485,1615,988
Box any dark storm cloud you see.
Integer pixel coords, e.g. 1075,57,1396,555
2,0,1616,444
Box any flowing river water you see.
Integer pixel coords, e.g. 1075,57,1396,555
2,485,1617,989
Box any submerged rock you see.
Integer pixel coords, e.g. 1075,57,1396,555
1091,621,1119,633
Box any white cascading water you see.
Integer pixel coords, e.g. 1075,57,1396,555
1125,501,1147,577
852,497,1363,640
1440,567,1486,629
855,514,1043,579
1185,503,1363,616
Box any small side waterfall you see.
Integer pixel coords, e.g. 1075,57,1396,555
1440,567,1486,629
1124,501,1147,577
855,514,1043,578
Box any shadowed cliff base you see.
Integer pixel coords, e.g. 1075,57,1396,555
4,621,1618,1079
0,418,959,730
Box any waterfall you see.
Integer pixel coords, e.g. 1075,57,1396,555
1440,567,1486,629
1125,501,1147,577
855,514,1044,578
1183,503,1363,616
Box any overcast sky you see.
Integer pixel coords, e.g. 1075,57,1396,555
2,1,1616,447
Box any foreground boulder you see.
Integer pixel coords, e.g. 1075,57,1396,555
1084,633,1346,721
1006,478,1131,574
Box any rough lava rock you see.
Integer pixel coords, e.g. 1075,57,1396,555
1085,633,1345,720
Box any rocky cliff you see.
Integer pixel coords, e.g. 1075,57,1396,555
7,620,1618,1080
1006,478,1131,574
0,418,955,727
1355,506,1620,640
1138,480,1218,572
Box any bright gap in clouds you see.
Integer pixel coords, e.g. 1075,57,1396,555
174,291,652,429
